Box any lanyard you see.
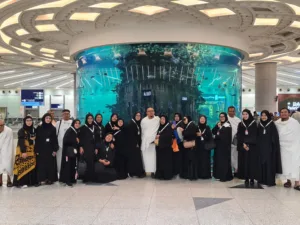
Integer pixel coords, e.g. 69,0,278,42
109,122,114,129
132,119,141,135
260,121,272,134
242,120,255,135
198,126,206,141
114,130,121,136
175,120,182,128
85,124,95,139
70,126,77,134
185,121,193,129
158,123,169,134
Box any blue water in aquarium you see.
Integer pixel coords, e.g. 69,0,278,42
75,43,242,126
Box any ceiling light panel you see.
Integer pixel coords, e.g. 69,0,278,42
254,18,279,26
4,74,52,87
200,8,235,17
171,0,208,6
249,53,263,58
63,56,70,60
42,53,55,58
12,46,33,55
290,21,300,28
16,29,29,36
40,48,57,54
21,43,32,48
0,30,12,44
56,80,74,89
0,72,34,81
129,5,169,16
0,0,18,9
69,13,100,21
27,0,77,10
36,13,55,21
0,46,15,54
286,3,300,15
35,24,59,32
0,12,21,29
24,61,56,67
0,70,15,75
49,75,68,82
30,82,47,88
277,78,298,85
89,2,122,9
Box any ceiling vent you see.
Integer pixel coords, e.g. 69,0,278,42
252,7,273,12
28,38,44,43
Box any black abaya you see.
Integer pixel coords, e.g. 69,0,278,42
35,125,58,183
114,128,128,179
237,122,260,181
257,122,282,186
126,119,145,177
59,127,78,185
155,124,173,180
212,123,233,181
78,125,101,182
172,120,184,176
181,123,198,180
94,143,117,183
196,125,212,179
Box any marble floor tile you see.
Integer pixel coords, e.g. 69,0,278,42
104,195,152,209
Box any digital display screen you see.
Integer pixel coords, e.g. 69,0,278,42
143,90,152,97
21,89,44,106
182,97,188,101
51,104,64,109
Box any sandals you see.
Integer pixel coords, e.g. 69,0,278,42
284,181,292,188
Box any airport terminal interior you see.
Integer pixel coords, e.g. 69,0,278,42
1,0,300,224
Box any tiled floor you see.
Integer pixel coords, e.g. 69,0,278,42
1,177,300,225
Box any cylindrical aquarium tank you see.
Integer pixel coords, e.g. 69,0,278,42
75,43,242,125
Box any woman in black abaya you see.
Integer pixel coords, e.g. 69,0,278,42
181,116,198,180
94,133,117,183
154,115,173,180
60,119,81,187
79,114,100,182
126,112,145,178
196,115,213,179
114,118,128,179
35,113,59,185
171,113,184,176
94,113,105,141
105,113,119,134
237,109,260,185
212,113,233,182
258,110,282,186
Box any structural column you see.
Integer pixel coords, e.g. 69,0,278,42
255,62,277,112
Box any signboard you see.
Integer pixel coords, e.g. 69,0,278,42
21,89,44,106
278,94,300,111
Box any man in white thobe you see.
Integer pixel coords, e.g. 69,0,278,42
56,109,73,174
276,108,300,190
292,107,300,124
0,119,14,187
141,108,160,177
227,106,241,176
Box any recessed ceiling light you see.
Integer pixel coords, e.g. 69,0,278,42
21,43,32,48
63,56,70,60
69,12,100,21
129,5,169,16
89,2,122,9
0,0,18,9
0,30,12,44
286,3,300,15
290,21,300,28
27,0,77,10
42,53,55,58
0,12,21,29
35,24,59,32
249,53,263,58
254,18,279,26
36,13,55,21
171,0,208,6
200,8,235,17
0,46,15,54
40,48,57,54
16,29,29,36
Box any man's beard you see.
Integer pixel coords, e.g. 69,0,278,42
282,117,289,121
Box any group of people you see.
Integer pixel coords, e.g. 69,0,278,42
0,106,299,190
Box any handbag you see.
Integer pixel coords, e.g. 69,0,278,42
66,146,77,158
232,134,238,146
77,156,87,178
204,138,216,151
183,140,195,149
172,139,179,152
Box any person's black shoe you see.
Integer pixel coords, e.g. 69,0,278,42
233,173,238,178
151,173,155,178
245,179,250,186
35,183,41,187
250,180,255,186
138,173,146,178
66,183,73,187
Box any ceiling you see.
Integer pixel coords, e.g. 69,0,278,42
0,0,300,89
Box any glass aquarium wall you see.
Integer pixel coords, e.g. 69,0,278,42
75,43,243,125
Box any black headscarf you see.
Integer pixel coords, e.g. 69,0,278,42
183,115,192,128
260,110,272,126
198,115,207,131
85,113,94,128
117,118,124,129
174,113,182,122
71,119,81,131
23,116,34,133
41,113,53,128
133,112,142,126
94,113,103,126
159,115,169,131
242,109,254,126
219,112,229,125
110,113,118,126
104,132,113,146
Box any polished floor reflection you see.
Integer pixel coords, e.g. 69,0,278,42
0,178,300,225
